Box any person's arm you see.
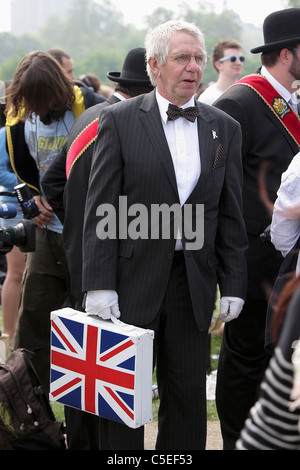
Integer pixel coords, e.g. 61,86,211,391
215,117,248,318
0,127,18,189
82,108,123,318
271,153,300,256
42,144,68,224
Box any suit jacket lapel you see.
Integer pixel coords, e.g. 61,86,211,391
196,101,219,178
139,92,179,198
184,102,220,205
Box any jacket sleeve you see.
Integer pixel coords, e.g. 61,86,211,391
0,127,18,189
271,153,300,256
42,144,67,224
6,120,40,194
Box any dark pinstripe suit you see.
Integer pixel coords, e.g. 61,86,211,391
82,90,248,449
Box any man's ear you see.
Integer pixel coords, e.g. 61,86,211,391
279,47,294,66
214,60,222,73
148,56,161,78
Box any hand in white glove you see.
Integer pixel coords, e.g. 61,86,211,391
219,296,244,323
85,290,121,320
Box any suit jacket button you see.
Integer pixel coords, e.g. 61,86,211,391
167,253,173,259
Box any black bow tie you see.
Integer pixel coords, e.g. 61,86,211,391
167,103,198,122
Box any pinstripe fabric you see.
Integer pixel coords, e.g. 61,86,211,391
82,89,248,449
154,252,208,449
82,91,248,332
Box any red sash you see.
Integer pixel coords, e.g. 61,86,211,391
66,119,98,179
233,74,300,147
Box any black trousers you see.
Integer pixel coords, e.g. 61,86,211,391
66,252,209,450
65,406,101,450
216,297,270,449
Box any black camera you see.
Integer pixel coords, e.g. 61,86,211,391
0,183,40,220
0,219,36,254
0,183,38,254
13,183,40,219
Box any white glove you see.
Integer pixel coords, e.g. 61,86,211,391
219,296,244,323
85,290,121,320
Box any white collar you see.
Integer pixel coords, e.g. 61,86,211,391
155,90,196,125
261,65,292,103
113,92,126,101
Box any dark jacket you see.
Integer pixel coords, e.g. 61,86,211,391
214,75,300,299
81,91,248,331
42,94,120,301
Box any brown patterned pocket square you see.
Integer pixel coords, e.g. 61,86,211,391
213,144,226,169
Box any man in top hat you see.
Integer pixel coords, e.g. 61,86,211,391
42,47,153,450
213,8,300,449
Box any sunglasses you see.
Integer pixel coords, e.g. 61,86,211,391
218,55,246,63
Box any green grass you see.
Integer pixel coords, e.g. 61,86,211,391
0,307,221,423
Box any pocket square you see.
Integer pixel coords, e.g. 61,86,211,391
213,143,226,169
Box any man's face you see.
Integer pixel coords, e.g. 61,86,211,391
289,47,300,82
61,56,74,80
216,48,244,80
150,31,206,106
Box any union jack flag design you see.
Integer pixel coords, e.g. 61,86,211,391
50,309,153,428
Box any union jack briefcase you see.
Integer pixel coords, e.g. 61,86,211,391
49,308,154,428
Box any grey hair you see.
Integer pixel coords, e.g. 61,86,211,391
145,19,207,86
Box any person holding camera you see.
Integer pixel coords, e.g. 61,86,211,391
3,50,102,393
42,47,154,450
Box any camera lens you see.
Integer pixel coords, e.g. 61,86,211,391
2,220,36,253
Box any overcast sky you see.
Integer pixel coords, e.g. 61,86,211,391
0,0,286,32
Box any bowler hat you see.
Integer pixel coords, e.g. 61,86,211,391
251,8,300,54
107,47,152,85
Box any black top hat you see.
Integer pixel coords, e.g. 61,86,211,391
107,47,152,86
251,8,300,54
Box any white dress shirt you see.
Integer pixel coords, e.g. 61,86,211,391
156,91,201,205
271,151,300,275
156,91,201,249
198,83,223,105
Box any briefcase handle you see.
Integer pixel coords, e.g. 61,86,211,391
109,314,137,333
109,314,154,339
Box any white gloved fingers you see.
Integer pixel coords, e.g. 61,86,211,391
96,307,112,320
225,301,240,322
85,290,120,319
85,291,102,316
219,297,244,323
219,298,232,322
220,297,230,317
111,303,121,319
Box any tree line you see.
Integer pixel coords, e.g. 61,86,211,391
0,0,295,87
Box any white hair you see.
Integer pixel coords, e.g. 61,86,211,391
145,19,207,86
